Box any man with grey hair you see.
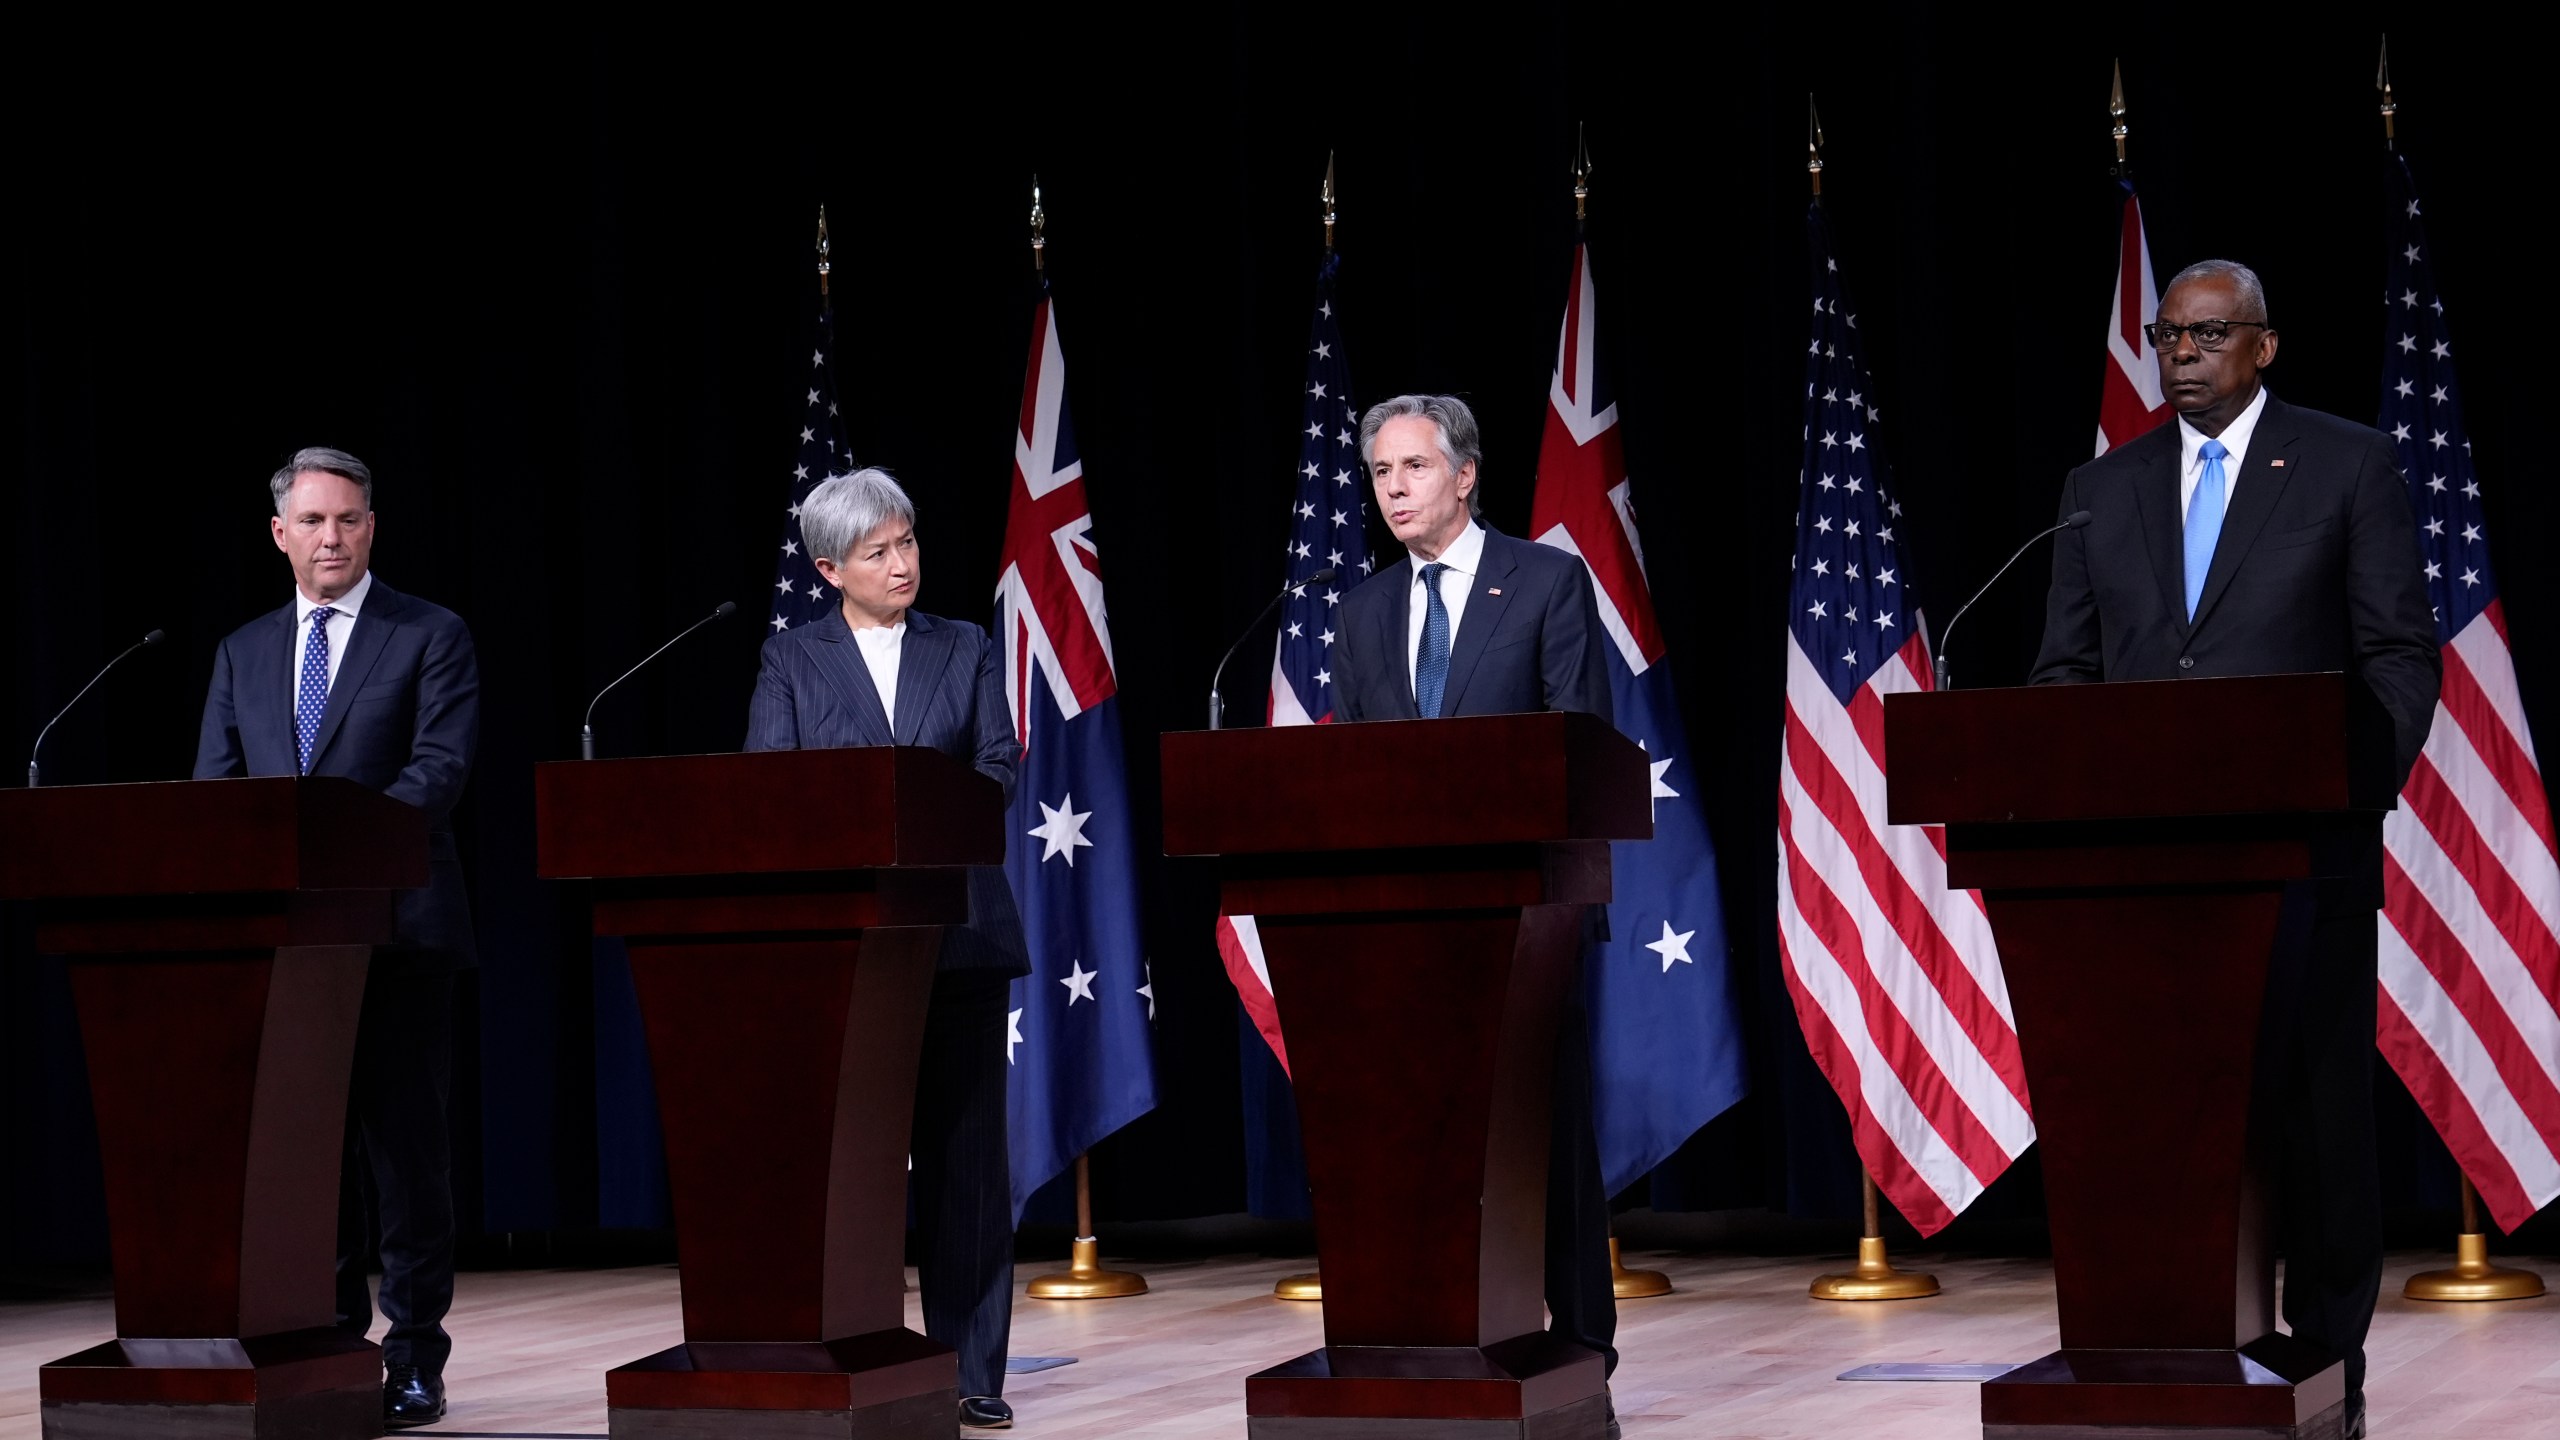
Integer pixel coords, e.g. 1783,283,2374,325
1330,395,1622,1425
2032,260,2438,1439
197,446,481,1428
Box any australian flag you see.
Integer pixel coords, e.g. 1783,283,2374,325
1527,242,1747,1194
769,298,854,630
994,282,1159,1219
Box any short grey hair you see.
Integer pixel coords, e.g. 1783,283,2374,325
1358,394,1484,517
800,467,917,567
2165,259,2271,323
269,447,374,516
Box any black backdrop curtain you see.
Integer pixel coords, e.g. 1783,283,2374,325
5,8,2550,1261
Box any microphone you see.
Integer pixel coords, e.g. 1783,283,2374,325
1933,511,2091,692
581,602,738,759
1209,567,1338,730
29,629,166,788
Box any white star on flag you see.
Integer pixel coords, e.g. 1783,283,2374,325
1028,794,1096,866
1005,1008,1025,1064
1137,963,1155,1020
1060,959,1098,1005
1644,921,1695,973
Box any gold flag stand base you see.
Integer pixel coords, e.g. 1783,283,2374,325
1024,1155,1148,1300
1610,1237,1672,1299
1810,1172,1940,1302
2404,1178,2545,1302
1273,1271,1322,1301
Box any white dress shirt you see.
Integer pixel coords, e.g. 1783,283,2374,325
1404,520,1487,693
852,618,906,731
291,569,374,705
2177,384,2270,518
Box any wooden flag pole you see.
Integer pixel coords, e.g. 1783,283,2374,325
1810,1170,1940,1301
1025,1154,1147,1300
2404,1174,2544,1302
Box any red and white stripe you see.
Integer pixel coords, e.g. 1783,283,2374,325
2095,188,2169,456
2379,602,2560,1231
1777,629,2035,1234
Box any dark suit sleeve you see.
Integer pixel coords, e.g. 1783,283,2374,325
1542,558,1614,726
386,616,479,822
194,637,247,779
1332,601,1368,723
2345,434,2443,782
2029,469,2102,685
744,638,798,752
969,626,1018,797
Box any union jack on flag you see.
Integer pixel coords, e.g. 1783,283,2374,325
995,280,1158,1218
2095,181,2169,457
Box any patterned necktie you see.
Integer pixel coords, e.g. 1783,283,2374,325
2183,438,2230,621
1415,562,1453,719
297,606,337,774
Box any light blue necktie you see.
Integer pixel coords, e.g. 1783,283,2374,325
2183,438,2229,621
1415,562,1452,718
296,606,336,774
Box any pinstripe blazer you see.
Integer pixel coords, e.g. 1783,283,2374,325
744,609,1030,977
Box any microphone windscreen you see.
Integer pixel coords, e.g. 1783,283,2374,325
142,629,167,645
2065,510,2094,527
712,601,739,619
1305,566,1340,586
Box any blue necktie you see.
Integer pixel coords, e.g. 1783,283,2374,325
296,606,336,774
2183,438,2230,621
1415,562,1452,719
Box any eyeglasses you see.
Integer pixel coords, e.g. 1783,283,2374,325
2141,319,2269,352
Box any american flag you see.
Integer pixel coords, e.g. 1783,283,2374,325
1212,250,1366,1075
2374,153,2560,1232
768,297,854,630
2095,181,2169,457
995,277,1159,1217
1528,241,1745,1194
1776,204,2033,1234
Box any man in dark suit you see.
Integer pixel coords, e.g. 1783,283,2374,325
1330,394,1620,1426
196,447,480,1429
744,467,1027,1432
2032,260,2439,1438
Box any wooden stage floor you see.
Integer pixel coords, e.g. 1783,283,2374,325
3,1246,2556,1438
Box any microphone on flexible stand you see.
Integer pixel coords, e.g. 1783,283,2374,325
1208,567,1337,730
581,602,738,759
28,630,166,788
1933,511,2091,692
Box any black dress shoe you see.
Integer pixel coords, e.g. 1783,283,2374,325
384,1365,447,1428
2345,1394,2368,1439
959,1394,1014,1429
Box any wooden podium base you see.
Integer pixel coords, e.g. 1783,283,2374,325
605,1330,956,1439
1982,1334,2346,1439
1245,1332,1608,1439
38,1329,382,1439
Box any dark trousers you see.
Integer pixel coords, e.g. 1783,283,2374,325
1546,971,1617,1377
335,966,458,1376
913,970,1016,1399
2269,896,2385,1402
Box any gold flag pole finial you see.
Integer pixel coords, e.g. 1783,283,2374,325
815,205,832,300
2110,60,2130,174
1030,176,1047,276
2379,36,2398,150
1322,150,1337,253
1807,96,1825,201
1573,122,1592,225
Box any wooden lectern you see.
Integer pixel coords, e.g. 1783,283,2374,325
0,776,429,1440
1163,712,1652,1440
1885,673,2397,1440
536,747,1003,1440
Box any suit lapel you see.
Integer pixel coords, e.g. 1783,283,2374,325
1380,564,1420,720
306,584,400,771
2131,429,2191,639
1436,531,1518,717
891,614,954,746
2190,398,2300,634
809,617,895,746
257,604,299,762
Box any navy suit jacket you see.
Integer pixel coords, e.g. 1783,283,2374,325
744,609,1031,977
195,578,481,968
1333,525,1614,727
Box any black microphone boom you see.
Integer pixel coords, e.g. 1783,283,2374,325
581,602,739,759
1209,567,1338,730
1933,511,2091,692
28,629,166,788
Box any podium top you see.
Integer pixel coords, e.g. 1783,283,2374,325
1884,672,2398,828
0,776,429,901
1160,711,1652,857
536,746,1004,881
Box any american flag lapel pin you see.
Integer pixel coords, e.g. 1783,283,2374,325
2271,459,2285,467
1487,588,1502,596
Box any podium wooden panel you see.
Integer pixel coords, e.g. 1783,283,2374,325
1163,712,1651,1440
1885,673,2394,1440
0,776,429,1440
537,747,1002,1440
